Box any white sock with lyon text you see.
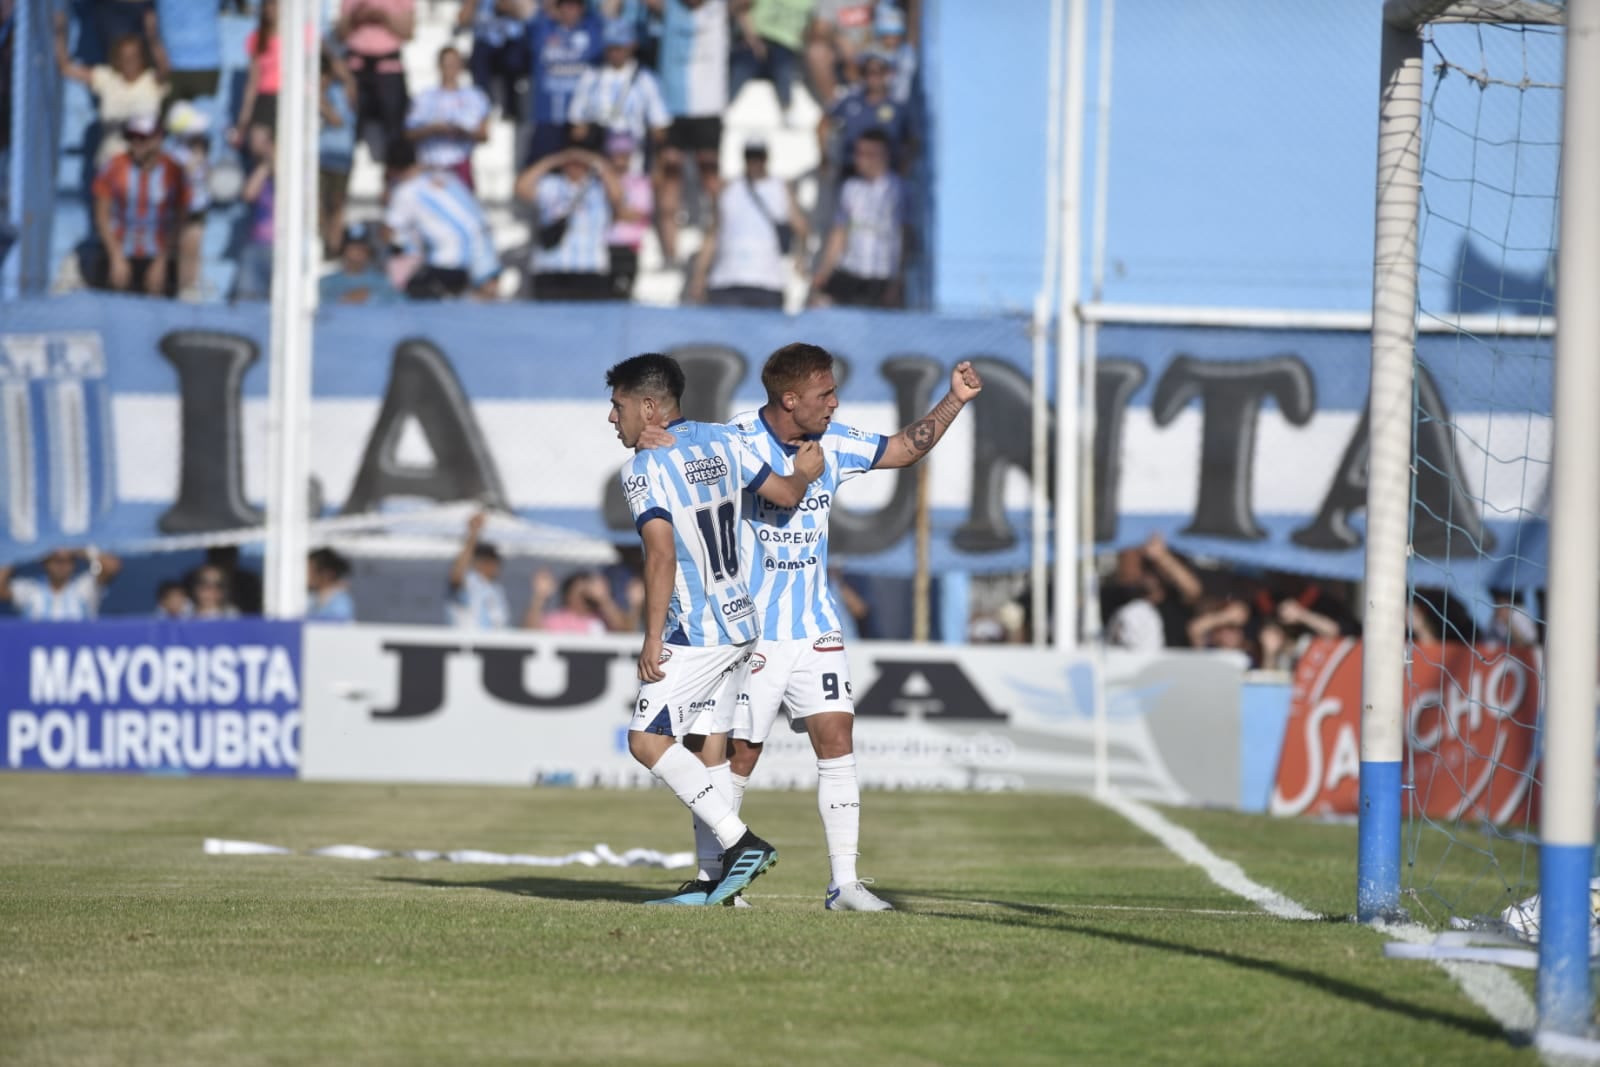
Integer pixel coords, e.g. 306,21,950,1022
817,754,860,886
650,744,746,849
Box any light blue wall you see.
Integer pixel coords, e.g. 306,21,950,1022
926,2,1555,315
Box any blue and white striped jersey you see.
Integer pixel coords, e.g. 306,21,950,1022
730,409,887,641
385,171,501,285
10,573,100,621
532,173,611,275
623,420,771,647
448,570,509,630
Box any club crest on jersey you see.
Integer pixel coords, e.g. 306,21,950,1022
749,653,767,674
683,456,730,485
813,631,845,652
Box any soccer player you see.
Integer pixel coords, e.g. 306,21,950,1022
609,353,825,907
650,343,983,910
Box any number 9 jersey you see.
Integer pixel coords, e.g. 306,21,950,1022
621,419,773,647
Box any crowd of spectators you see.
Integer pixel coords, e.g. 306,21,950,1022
1,517,1546,672
48,0,919,308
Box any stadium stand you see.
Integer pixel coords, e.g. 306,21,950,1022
24,0,921,311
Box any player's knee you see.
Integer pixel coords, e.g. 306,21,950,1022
808,713,855,760
730,739,763,777
628,729,667,767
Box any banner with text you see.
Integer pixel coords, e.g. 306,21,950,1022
1269,636,1542,823
300,624,1246,804
0,618,303,776
0,296,1549,583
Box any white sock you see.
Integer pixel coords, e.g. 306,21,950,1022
650,744,746,849
694,762,734,880
816,754,860,886
729,772,750,814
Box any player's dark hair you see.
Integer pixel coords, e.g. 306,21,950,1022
762,343,834,402
605,353,686,403
157,580,185,599
308,547,350,580
473,543,501,562
857,128,891,150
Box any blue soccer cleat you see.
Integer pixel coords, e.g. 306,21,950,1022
705,830,778,906
644,879,714,906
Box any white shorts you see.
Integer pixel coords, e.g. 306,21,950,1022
733,634,854,744
631,640,755,739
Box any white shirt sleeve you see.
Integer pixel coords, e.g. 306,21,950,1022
8,578,42,618
405,89,431,130
568,69,598,124
640,72,671,130
1108,599,1167,654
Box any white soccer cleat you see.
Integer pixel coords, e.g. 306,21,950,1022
825,880,894,911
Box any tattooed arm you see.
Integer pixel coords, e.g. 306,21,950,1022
874,361,984,469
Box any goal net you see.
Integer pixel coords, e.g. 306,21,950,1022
1400,8,1562,934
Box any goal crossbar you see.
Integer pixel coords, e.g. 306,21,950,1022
1384,0,1564,29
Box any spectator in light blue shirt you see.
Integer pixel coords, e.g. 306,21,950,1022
307,548,357,622
155,579,193,619
448,511,510,629
152,0,221,100
320,223,401,305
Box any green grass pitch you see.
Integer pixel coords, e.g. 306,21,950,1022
0,775,1535,1066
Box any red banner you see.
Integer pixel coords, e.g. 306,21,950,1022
1270,638,1541,823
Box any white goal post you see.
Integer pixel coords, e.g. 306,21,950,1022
1362,0,1598,1038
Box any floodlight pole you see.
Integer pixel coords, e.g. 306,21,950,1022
1358,12,1424,923
1538,0,1600,1036
263,0,318,618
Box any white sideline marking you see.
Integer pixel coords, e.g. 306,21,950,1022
1098,792,1541,1054
1098,791,1319,921
761,894,1261,917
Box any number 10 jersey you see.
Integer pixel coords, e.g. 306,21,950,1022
622,419,772,647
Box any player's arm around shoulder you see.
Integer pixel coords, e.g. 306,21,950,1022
875,360,984,469
754,439,825,508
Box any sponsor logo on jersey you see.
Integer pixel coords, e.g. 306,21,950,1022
756,528,824,545
847,426,873,441
749,653,767,674
623,473,649,502
720,595,755,618
683,456,730,485
813,630,844,652
765,556,819,571
756,492,831,515
657,647,673,663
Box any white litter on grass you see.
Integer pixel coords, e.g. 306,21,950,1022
203,838,694,869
